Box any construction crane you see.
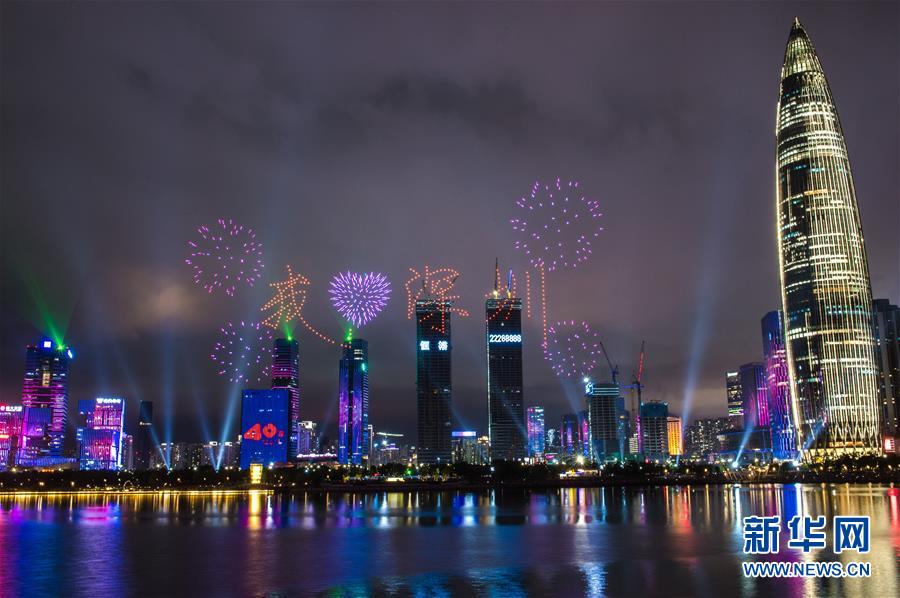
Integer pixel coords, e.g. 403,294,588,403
620,341,646,454
598,341,619,385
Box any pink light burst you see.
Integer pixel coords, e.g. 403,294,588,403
329,271,392,328
510,178,603,272
543,320,601,379
210,320,273,384
185,218,264,296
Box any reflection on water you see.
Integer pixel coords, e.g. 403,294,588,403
1,485,898,596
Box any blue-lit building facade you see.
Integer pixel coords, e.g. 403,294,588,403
739,362,769,431
416,299,453,464
240,389,290,469
526,406,545,458
338,339,369,465
640,402,669,462
77,397,126,470
486,271,526,461
762,310,796,459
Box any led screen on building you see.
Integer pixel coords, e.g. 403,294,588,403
240,389,290,469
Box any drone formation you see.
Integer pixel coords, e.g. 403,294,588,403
193,183,608,383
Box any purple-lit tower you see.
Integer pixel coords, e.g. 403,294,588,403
739,362,769,430
77,397,125,470
338,338,369,465
762,311,796,459
21,338,71,458
271,338,300,459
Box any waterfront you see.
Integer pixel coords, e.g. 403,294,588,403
0,484,898,596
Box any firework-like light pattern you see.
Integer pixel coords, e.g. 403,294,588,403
210,320,273,384
261,265,338,345
186,218,264,296
543,320,602,379
510,178,603,272
329,272,392,328
405,266,470,316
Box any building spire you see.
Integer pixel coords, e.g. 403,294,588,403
493,258,500,293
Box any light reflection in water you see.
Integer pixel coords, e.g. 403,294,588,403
0,485,896,596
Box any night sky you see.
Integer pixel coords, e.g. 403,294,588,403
1,2,897,444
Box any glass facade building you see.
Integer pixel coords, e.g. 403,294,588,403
271,338,300,458
739,362,769,430
776,19,881,457
416,299,453,464
240,388,290,469
725,371,743,429
21,338,71,458
486,274,525,461
77,397,125,470
338,339,369,465
873,299,900,443
585,381,625,461
762,310,797,459
526,406,545,458
640,402,669,462
133,400,154,470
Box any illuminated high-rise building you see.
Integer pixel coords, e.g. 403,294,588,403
640,402,669,462
585,381,625,461
666,416,683,457
297,420,319,454
77,397,126,470
486,263,525,461
725,371,742,429
240,388,290,469
526,406,545,458
338,338,369,465
776,19,881,457
873,299,900,445
21,338,71,458
415,298,453,464
133,400,154,470
762,310,796,459
0,405,24,470
271,338,300,458
739,363,769,430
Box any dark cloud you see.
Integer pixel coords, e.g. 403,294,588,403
1,1,897,442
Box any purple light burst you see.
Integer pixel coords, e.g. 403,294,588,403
329,271,392,328
185,218,264,296
543,320,601,378
210,320,273,384
510,178,603,272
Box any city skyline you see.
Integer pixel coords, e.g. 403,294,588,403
1,5,897,444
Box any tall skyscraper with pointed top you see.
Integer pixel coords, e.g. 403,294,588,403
775,18,881,458
486,260,526,461
416,296,453,464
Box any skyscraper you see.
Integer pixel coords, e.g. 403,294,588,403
0,405,24,470
297,420,319,454
739,362,769,430
526,406,545,459
585,381,624,461
416,298,453,464
873,299,899,445
640,402,669,462
21,338,71,458
726,371,742,429
775,19,881,457
666,416,683,457
486,264,525,461
133,400,154,470
77,397,125,471
240,388,290,469
762,310,796,459
338,338,369,465
271,338,300,458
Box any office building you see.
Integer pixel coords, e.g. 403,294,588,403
77,397,126,470
338,338,369,465
271,338,300,459
726,371,742,429
297,420,318,455
0,405,24,470
775,19,881,457
585,381,625,461
526,406,545,459
873,299,899,446
739,362,769,430
640,402,669,461
684,417,730,460
667,416,683,457
762,310,796,459
451,430,484,464
416,296,454,464
240,388,291,469
486,265,526,461
21,338,71,458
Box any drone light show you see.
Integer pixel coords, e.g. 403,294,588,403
261,265,338,345
210,320,273,384
543,320,602,379
328,271,392,328
185,218,264,296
